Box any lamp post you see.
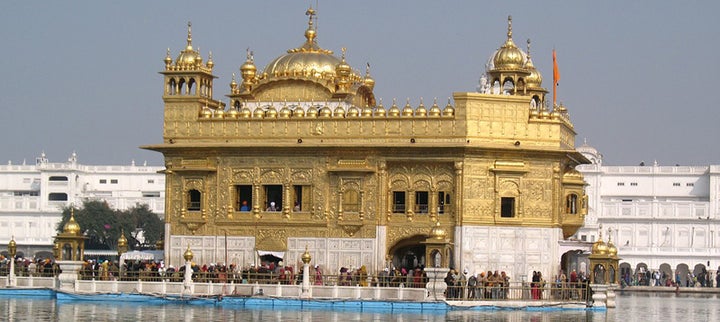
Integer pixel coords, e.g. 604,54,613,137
183,245,194,295
300,246,312,298
7,236,16,287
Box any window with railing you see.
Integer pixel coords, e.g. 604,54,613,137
187,189,201,211
415,191,429,214
392,191,406,213
235,185,253,211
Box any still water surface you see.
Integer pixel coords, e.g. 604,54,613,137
2,292,719,321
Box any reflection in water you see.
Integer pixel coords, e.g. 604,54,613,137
1,292,719,322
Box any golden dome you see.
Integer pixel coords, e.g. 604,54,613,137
429,98,441,117
492,16,525,71
200,107,212,118
63,209,82,236
279,104,292,118
266,105,278,118
388,99,401,117
592,237,608,255
607,239,618,258
213,109,225,119
347,106,360,118
442,98,455,117
175,22,203,68
374,100,386,117
253,106,265,118
293,106,306,118
240,106,252,118
262,7,353,82
415,99,427,117
240,50,257,81
524,39,543,87
227,107,239,119
363,64,375,90
307,106,319,118
429,221,447,239
117,230,128,247
361,105,373,117
319,105,332,118
402,99,414,117
334,105,346,117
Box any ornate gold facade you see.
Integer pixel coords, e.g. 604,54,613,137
143,10,588,272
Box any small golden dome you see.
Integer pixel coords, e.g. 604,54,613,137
429,98,441,117
524,39,543,87
293,107,306,118
592,238,608,255
336,50,352,78
492,16,525,71
334,105,346,117
63,209,82,236
200,107,212,118
213,109,225,119
253,107,265,118
415,99,427,117
279,104,292,118
266,105,278,118
307,106,319,118
117,231,128,247
442,98,455,117
388,99,401,117
240,106,252,118
347,106,360,118
227,108,239,119
8,237,16,250
374,100,386,117
607,240,618,258
206,51,214,69
319,105,332,118
402,99,414,117
363,66,375,90
361,105,373,117
429,221,447,239
241,49,257,81
164,48,173,66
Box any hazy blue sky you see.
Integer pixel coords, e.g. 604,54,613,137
2,1,718,166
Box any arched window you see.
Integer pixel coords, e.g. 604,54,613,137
187,189,201,211
343,189,360,213
566,194,578,214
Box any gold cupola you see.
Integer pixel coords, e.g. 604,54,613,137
63,208,82,236
174,22,204,68
492,16,525,71
240,49,257,91
524,39,542,87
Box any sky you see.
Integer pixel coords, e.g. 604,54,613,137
2,1,719,167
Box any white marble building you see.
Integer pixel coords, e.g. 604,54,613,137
0,152,165,258
575,142,720,284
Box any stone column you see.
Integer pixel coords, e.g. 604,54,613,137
424,267,449,301
606,284,617,308
183,245,194,296
590,284,607,308
300,247,312,299
56,260,84,292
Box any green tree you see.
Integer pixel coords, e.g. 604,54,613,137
57,200,164,251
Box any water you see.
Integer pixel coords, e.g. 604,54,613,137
1,292,719,321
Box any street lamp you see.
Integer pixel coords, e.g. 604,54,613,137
8,236,17,287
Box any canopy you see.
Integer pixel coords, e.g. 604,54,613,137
257,250,284,259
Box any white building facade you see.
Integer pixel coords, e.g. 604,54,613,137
575,143,720,285
0,152,165,258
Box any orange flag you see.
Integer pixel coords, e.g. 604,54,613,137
552,49,560,106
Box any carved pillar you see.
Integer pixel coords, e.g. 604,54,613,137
337,189,344,221
430,188,438,222
283,184,290,219
406,190,415,222
378,161,389,225
359,190,365,221
453,162,463,225
252,183,261,218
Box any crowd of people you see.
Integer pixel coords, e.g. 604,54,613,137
0,255,59,277
621,267,720,288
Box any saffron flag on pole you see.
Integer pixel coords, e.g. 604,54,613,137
552,49,560,107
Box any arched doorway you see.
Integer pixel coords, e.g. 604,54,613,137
389,235,427,272
560,250,587,277
675,263,690,286
659,263,672,286
619,262,632,286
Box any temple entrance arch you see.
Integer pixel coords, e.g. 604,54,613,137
560,250,587,277
388,235,427,272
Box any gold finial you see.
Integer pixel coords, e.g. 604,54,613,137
306,6,316,26
301,245,312,264
186,21,193,50
246,47,254,62
365,62,371,77
507,15,512,39
341,47,347,61
164,48,172,65
183,244,194,262
526,39,531,58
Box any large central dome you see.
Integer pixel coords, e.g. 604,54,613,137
262,7,343,79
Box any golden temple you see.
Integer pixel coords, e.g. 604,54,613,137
143,9,588,279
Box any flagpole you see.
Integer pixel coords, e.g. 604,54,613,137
552,48,560,107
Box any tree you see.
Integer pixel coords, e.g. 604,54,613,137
57,200,164,251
